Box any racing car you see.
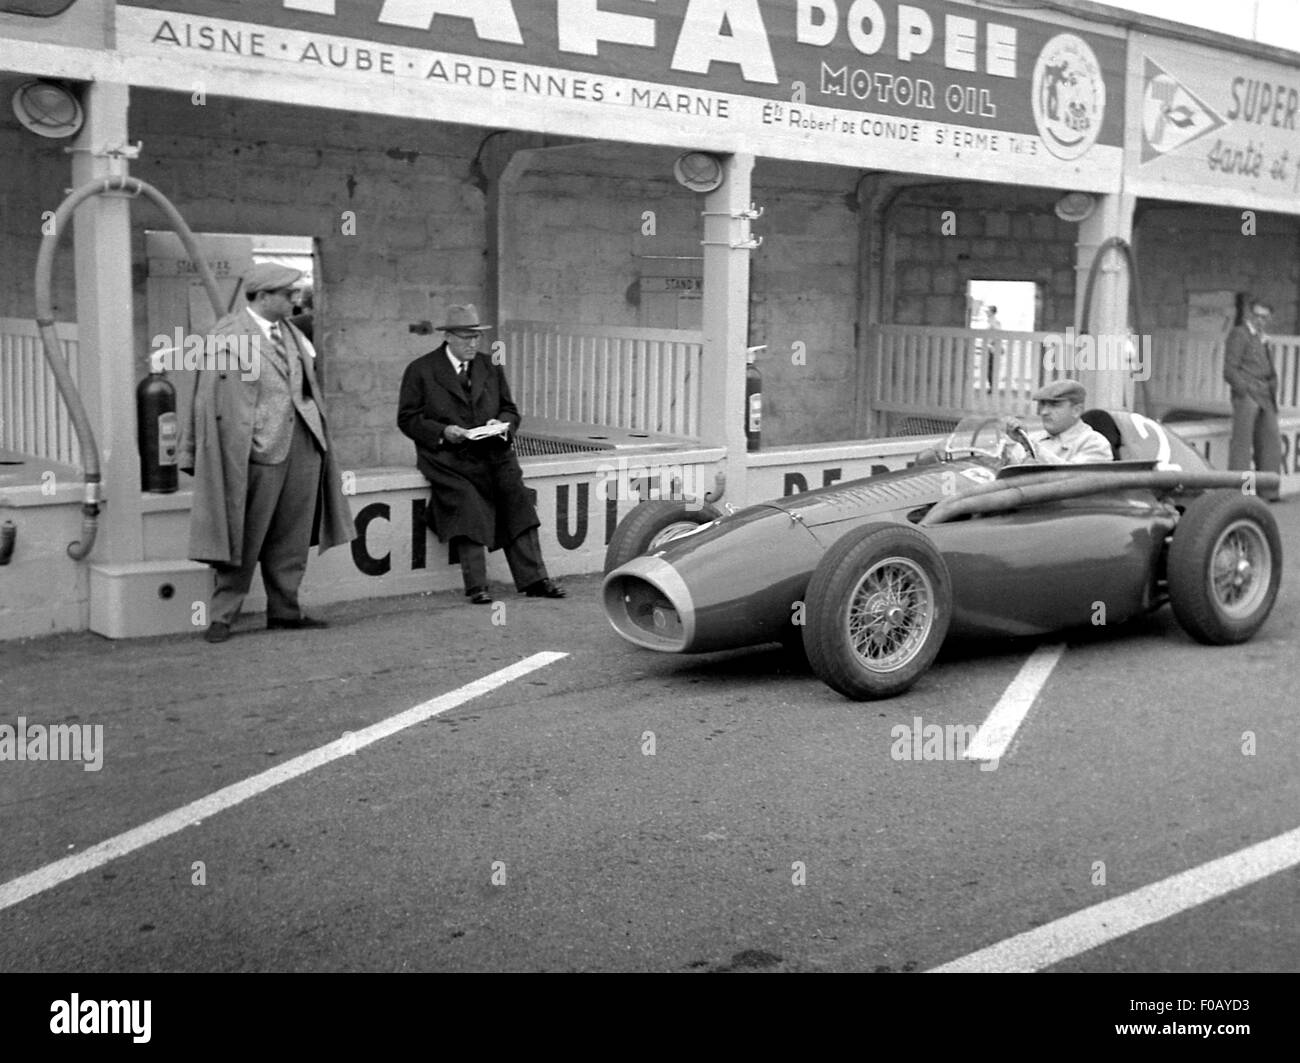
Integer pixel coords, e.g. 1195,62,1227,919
602,411,1283,700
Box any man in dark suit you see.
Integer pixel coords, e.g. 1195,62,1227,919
397,304,564,604
1224,297,1282,501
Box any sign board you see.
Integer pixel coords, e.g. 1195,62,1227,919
113,0,1125,190
1127,32,1300,214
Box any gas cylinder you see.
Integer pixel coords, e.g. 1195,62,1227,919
137,354,178,493
745,345,764,452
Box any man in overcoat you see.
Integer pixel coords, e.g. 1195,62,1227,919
1224,297,1282,501
396,304,564,604
179,263,356,642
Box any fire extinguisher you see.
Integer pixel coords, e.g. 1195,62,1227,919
745,345,764,452
137,353,178,493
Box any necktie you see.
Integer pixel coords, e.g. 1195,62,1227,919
268,323,290,375
458,360,471,394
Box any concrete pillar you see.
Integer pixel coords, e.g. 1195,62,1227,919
69,81,144,563
1074,192,1137,410
699,153,755,507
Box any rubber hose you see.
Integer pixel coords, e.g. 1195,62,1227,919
1078,235,1150,417
35,175,226,559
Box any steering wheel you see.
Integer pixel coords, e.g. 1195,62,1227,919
956,416,1025,464
1001,418,1037,461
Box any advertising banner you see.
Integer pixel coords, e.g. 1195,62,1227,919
111,0,1125,190
1128,32,1300,213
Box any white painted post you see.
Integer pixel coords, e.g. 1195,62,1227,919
1074,192,1137,410
70,81,144,562
700,153,754,507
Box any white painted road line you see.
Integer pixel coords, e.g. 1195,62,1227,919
0,651,568,914
963,643,1065,763
930,825,1300,972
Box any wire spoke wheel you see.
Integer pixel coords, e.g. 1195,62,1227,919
1207,519,1272,618
845,557,935,672
648,521,708,552
1168,490,1282,645
603,500,723,575
805,524,952,700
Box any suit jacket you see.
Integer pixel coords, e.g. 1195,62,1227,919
178,308,356,566
396,344,538,548
1223,324,1277,409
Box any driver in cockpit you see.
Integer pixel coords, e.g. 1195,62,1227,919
1005,379,1114,464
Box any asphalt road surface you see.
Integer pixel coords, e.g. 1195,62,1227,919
1,504,1298,978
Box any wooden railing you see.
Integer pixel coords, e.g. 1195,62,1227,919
863,326,1069,429
1145,331,1300,415
502,321,702,438
0,317,81,467
860,325,1300,432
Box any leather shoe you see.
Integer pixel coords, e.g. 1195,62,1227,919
469,588,493,605
523,578,566,599
203,621,231,643
267,615,329,630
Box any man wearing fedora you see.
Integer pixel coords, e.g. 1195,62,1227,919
1006,379,1114,464
180,263,356,642
397,304,564,604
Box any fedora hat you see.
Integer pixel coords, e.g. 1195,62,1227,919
437,304,492,332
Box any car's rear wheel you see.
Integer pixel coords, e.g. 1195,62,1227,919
603,500,722,575
803,523,952,700
1167,490,1282,644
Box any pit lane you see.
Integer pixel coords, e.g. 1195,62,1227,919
0,505,1296,973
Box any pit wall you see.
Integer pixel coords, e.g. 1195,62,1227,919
3,418,1298,641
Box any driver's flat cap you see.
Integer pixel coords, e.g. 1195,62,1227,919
1033,378,1087,404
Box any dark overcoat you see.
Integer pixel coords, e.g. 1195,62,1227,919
396,344,539,550
177,308,357,566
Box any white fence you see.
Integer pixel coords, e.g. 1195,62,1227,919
502,320,702,438
860,324,1300,432
862,326,1071,429
0,317,81,467
1146,331,1300,415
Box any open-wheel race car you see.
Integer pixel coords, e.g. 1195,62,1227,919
602,411,1284,700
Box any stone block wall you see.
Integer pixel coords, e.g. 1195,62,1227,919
126,90,487,470
0,116,79,322
886,185,1078,331
1135,206,1300,333
502,147,863,445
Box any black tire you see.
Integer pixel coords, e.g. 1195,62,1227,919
1167,490,1282,644
602,500,722,575
803,523,952,700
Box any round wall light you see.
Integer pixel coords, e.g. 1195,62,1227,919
673,151,724,193
1053,191,1096,223
11,79,84,139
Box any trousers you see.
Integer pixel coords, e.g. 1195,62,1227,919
211,414,323,625
453,528,547,594
1227,392,1281,499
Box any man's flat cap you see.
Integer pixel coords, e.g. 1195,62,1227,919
243,263,304,294
1033,378,1087,404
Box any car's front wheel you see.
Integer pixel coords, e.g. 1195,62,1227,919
803,523,953,700
603,499,722,575
1167,490,1282,644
